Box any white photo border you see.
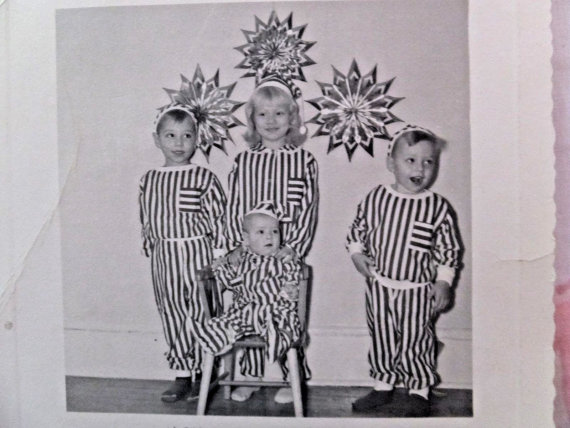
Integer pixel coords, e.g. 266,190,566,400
7,0,554,426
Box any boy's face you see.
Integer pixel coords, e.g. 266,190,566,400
243,214,281,256
253,97,291,147
387,139,439,194
153,116,197,167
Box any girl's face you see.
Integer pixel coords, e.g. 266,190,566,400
253,97,291,148
153,116,197,167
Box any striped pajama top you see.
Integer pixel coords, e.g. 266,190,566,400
226,144,319,257
138,164,226,256
347,185,462,285
216,252,300,308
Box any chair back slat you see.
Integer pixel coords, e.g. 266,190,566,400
297,264,311,331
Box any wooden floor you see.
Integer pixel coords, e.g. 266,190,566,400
66,376,472,418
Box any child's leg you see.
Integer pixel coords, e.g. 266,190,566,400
352,279,400,412
230,305,262,402
263,301,301,364
187,311,240,356
263,301,311,404
365,278,401,386
395,285,439,392
151,240,197,373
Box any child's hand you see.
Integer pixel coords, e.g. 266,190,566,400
279,282,299,301
351,253,374,278
211,256,226,269
226,246,245,266
429,280,452,313
276,246,298,262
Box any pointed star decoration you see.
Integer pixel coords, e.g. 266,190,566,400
235,11,316,86
307,60,404,161
163,65,244,160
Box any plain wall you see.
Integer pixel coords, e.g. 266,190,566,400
57,0,471,386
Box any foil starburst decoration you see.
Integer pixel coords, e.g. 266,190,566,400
163,65,244,159
235,11,316,86
307,60,404,161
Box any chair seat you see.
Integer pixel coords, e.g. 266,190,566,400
232,335,265,347
233,334,306,349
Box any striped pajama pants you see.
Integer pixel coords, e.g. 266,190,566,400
190,300,299,364
240,342,312,380
151,237,212,373
366,278,439,390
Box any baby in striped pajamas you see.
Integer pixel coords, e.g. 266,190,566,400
139,105,227,403
347,125,463,416
189,205,302,397
224,77,318,403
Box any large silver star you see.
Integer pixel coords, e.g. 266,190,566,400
307,60,404,161
235,11,316,84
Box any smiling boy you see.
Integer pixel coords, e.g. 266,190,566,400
139,105,227,403
346,125,463,417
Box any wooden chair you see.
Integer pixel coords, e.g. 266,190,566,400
195,264,312,417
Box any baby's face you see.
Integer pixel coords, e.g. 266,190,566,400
243,214,281,256
387,139,439,194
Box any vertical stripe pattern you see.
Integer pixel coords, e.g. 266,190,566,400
226,143,318,378
139,164,227,372
226,144,319,257
151,237,211,371
347,185,461,282
348,184,462,387
139,165,227,253
366,278,438,389
188,253,306,379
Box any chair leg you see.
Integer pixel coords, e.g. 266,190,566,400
197,353,215,415
222,351,235,400
286,348,303,417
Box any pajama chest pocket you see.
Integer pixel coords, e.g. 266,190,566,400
287,177,305,206
408,221,434,253
178,187,202,213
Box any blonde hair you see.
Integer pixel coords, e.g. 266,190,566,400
243,86,307,147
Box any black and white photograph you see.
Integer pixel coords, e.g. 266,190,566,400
1,0,554,427
57,0,471,420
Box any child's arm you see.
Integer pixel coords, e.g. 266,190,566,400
203,172,227,259
279,259,301,301
346,196,374,278
138,174,154,257
213,259,241,292
226,158,243,252
280,155,319,259
430,203,463,312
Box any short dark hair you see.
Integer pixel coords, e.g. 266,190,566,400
391,130,445,156
155,109,196,134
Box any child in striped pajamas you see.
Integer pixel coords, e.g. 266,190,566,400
139,105,227,402
189,206,302,390
225,79,318,403
347,125,462,416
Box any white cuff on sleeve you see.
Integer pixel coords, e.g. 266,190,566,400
347,242,365,255
436,266,455,285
